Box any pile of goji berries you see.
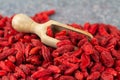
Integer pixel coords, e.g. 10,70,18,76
0,10,120,80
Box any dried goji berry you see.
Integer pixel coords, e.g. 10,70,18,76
25,44,32,57
83,22,90,31
104,68,117,76
16,52,25,65
101,71,113,80
0,10,120,80
71,48,82,57
100,51,114,67
15,42,25,53
31,69,52,79
5,60,16,71
74,70,83,80
26,55,41,65
31,39,43,47
80,54,90,70
9,74,17,80
87,71,100,80
0,17,7,27
55,35,69,40
111,48,120,59
98,24,109,36
91,63,105,73
0,48,16,60
64,63,78,75
15,67,26,78
0,70,7,76
88,23,98,35
41,45,52,62
55,45,74,55
48,65,61,74
91,49,100,62
0,61,10,72
47,26,54,37
82,42,93,55
57,40,72,47
59,76,75,80
29,46,41,55
8,55,16,63
38,76,53,80
19,64,31,75
2,76,9,80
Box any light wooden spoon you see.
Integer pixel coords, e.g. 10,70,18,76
12,14,93,48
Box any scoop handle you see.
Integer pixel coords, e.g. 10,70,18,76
12,14,39,33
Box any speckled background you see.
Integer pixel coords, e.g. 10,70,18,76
0,0,120,28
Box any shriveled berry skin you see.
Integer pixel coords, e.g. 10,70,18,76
0,10,119,80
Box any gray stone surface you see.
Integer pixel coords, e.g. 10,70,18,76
0,0,120,28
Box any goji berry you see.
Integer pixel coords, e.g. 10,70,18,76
80,54,90,70
88,23,98,35
41,45,52,62
29,46,41,55
59,76,75,80
31,69,52,79
0,70,7,76
87,71,100,80
101,71,113,80
74,70,83,80
100,51,114,67
0,10,119,80
47,26,54,37
48,65,61,74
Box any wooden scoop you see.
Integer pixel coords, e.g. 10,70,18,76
12,14,93,48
